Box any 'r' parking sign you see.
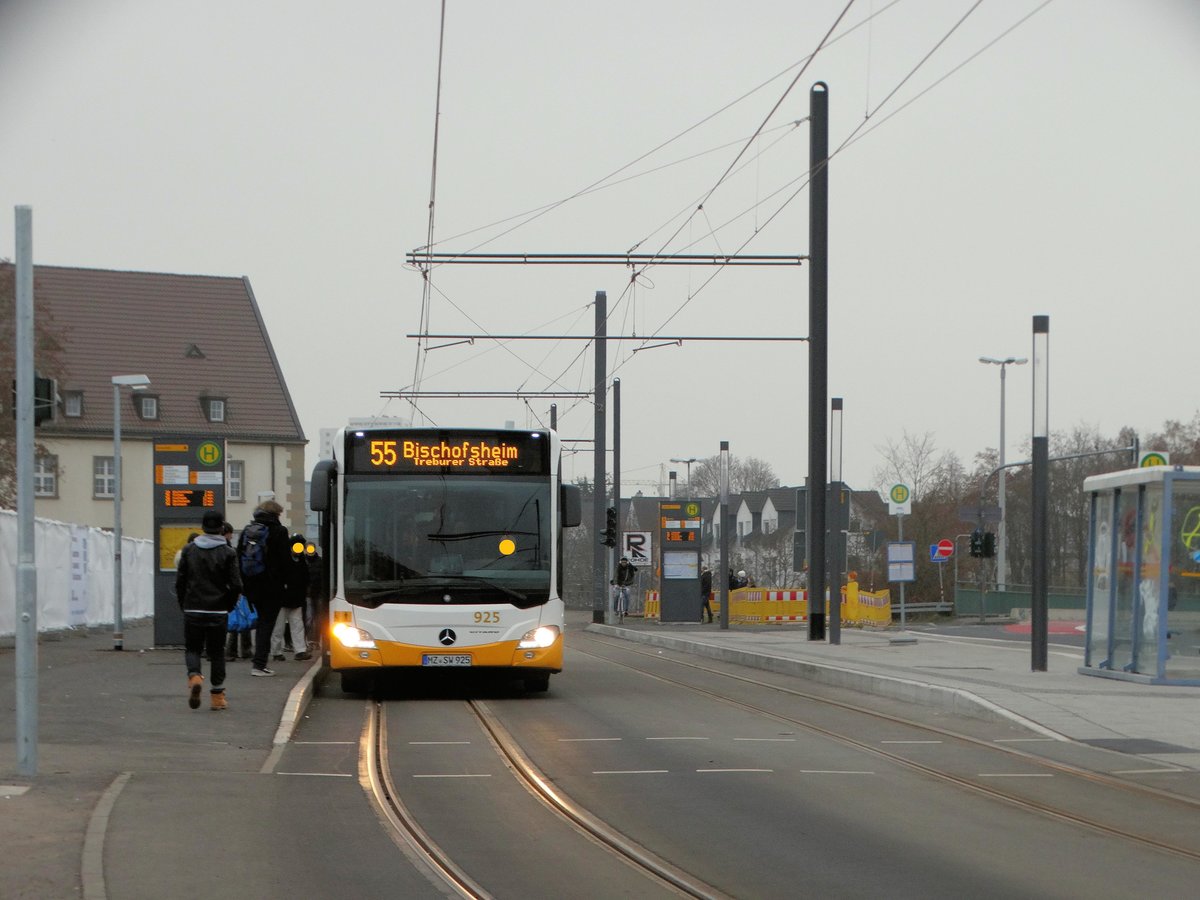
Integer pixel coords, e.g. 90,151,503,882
622,532,652,566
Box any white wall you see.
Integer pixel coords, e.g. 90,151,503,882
0,509,154,636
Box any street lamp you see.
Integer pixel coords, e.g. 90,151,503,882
978,356,1027,593
670,457,697,497
112,374,151,651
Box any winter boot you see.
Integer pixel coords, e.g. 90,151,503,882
188,674,203,709
211,690,227,711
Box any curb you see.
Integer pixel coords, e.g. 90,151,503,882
260,657,327,774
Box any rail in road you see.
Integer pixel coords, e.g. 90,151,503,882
318,633,1200,897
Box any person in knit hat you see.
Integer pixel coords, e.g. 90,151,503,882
176,509,242,710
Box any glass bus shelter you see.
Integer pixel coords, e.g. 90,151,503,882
1082,466,1200,685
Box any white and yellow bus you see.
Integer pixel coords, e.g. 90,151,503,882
309,426,580,694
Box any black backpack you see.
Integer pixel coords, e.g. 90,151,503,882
239,521,270,578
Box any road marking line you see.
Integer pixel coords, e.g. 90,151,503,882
1111,767,1186,774
559,737,622,742
734,737,796,742
594,770,669,775
799,770,875,775
697,768,774,773
276,772,354,777
881,740,942,744
647,736,709,741
978,773,1053,778
409,741,472,745
292,741,355,745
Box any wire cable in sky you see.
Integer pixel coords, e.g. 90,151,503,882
409,0,449,418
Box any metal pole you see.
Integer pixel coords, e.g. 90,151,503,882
611,377,621,623
15,205,38,776
549,402,557,431
592,291,607,623
113,382,124,650
1031,316,1050,671
829,398,843,645
998,364,1007,593
719,441,730,630
807,81,829,642
897,514,906,629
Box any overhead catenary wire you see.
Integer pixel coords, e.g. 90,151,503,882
409,0,449,419
411,0,903,262
407,0,1055,437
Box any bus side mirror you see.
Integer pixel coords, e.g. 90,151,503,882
310,459,335,512
561,484,582,528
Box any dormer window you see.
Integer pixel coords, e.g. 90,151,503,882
63,391,84,418
205,397,226,423
136,394,159,420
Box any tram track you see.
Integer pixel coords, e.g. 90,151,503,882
573,631,1200,863
361,697,729,900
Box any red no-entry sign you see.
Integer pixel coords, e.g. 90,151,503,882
935,539,954,558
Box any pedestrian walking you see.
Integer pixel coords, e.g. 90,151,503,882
272,533,312,662
238,499,291,676
176,510,241,711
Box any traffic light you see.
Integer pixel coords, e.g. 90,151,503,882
969,529,983,558
601,506,617,546
982,531,996,559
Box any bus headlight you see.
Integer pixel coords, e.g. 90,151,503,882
332,622,377,650
518,625,560,649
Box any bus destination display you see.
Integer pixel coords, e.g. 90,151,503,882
347,430,548,475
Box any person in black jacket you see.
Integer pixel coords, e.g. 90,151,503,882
700,566,714,623
240,499,292,676
176,509,242,710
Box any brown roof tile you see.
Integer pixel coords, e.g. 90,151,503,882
10,264,304,444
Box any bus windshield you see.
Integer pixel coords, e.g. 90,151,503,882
343,474,551,609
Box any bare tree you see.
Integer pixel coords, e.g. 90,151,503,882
0,262,69,508
690,454,779,497
872,430,954,500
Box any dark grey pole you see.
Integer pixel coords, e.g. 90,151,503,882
550,402,557,431
1031,315,1050,671
807,82,829,641
612,377,621,621
592,291,607,623
719,441,731,630
829,397,843,645
15,205,38,776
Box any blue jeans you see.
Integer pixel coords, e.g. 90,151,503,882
614,585,630,614
184,612,228,691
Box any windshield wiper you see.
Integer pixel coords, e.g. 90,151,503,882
428,530,537,543
356,575,527,605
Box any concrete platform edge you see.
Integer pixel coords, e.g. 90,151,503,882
587,623,1068,742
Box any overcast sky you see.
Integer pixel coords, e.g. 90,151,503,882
3,0,1198,497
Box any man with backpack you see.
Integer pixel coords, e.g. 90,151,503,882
237,499,291,676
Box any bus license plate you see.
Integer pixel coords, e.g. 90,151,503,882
422,654,472,667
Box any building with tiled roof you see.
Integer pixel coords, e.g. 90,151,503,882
4,264,307,538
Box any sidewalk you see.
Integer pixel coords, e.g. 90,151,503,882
587,615,1200,771
0,619,318,899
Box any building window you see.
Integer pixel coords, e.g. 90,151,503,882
206,398,227,423
94,456,116,498
34,455,58,497
227,459,244,502
137,395,159,420
63,391,84,418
